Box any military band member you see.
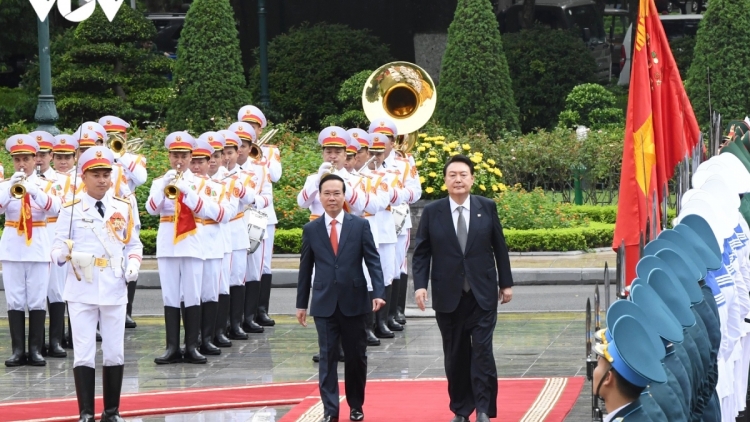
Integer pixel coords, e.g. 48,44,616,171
365,131,410,338
239,105,281,328
1,135,61,367
44,135,80,358
77,121,107,145
29,131,55,179
228,122,273,334
51,146,142,422
146,132,222,364
216,129,257,340
372,118,422,328
193,135,237,355
76,129,100,154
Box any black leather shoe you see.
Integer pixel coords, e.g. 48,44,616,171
5,310,26,367
476,412,490,422
182,305,207,364
386,316,403,331
366,329,380,346
318,417,338,422
350,408,364,421
394,309,406,325
154,307,183,364
450,416,468,422
312,353,320,363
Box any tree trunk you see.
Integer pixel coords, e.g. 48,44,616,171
521,0,536,29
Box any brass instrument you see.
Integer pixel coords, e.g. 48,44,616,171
11,177,27,199
249,143,263,160
248,128,280,160
352,156,377,176
362,62,436,157
164,165,184,200
108,133,144,159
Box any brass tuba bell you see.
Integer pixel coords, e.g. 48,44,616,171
362,61,437,157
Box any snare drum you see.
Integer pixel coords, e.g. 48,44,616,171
243,208,268,254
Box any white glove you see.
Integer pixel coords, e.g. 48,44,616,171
179,184,200,209
9,171,25,184
117,153,133,169
125,259,139,282
23,180,39,197
176,179,192,195
318,162,333,177
163,169,178,186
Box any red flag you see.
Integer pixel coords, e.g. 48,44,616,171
173,193,197,244
18,194,32,246
613,0,700,284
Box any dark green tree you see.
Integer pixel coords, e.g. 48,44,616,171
0,0,37,66
166,0,251,132
504,26,596,132
249,23,391,129
320,70,372,128
51,5,172,128
435,0,520,137
686,0,750,126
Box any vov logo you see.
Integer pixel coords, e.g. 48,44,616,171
29,0,124,23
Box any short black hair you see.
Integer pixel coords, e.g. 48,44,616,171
443,154,475,177
319,173,346,193
611,369,645,400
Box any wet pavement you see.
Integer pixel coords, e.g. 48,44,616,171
0,313,594,421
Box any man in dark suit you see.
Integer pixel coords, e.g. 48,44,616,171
412,154,514,422
297,173,386,422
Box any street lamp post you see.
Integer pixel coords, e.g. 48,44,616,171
34,16,59,135
258,0,270,109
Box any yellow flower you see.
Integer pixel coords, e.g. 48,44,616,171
470,156,481,164
434,140,444,145
429,171,437,178
449,151,459,156
427,157,438,163
418,133,427,138
495,169,503,177
479,184,486,191
428,150,437,156
415,160,423,166
440,184,447,191
492,185,498,192
448,141,459,149
443,146,451,152
417,146,426,152
482,163,490,169
419,176,426,183
425,187,435,194
423,143,432,149
462,144,471,151
487,159,496,166
436,136,446,141
499,183,508,191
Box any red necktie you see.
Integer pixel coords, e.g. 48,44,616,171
330,219,339,255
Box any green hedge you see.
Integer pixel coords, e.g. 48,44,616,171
503,222,613,252
571,205,676,225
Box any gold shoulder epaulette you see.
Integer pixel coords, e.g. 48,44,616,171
63,198,81,208
113,196,130,204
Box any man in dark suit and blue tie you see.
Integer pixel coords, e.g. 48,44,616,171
296,173,386,422
412,154,514,422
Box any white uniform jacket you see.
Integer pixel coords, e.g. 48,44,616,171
240,159,276,224
195,175,237,260
225,164,257,251
384,151,422,230
296,167,369,220
116,152,148,192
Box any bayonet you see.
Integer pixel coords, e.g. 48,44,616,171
585,298,592,371
604,262,611,312
594,282,601,332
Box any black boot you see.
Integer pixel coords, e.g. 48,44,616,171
374,285,395,339
101,365,125,422
64,309,74,350
200,301,221,355
5,310,26,367
366,293,380,346
48,302,68,358
154,306,182,364
183,305,207,364
242,281,264,334
396,273,408,325
96,322,102,342
256,274,275,326
214,294,232,347
227,285,249,340
125,281,137,328
28,309,47,366
387,282,404,332
73,366,96,422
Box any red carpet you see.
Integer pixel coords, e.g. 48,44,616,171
1,377,584,422
280,377,584,422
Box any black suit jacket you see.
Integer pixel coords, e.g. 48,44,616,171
296,212,385,317
412,195,513,313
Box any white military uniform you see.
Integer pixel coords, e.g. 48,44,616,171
210,165,234,296
239,158,273,283
46,170,76,303
385,150,422,275
52,191,142,367
258,145,281,275
223,163,257,287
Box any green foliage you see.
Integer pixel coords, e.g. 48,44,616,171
669,36,696,79
495,186,588,230
0,0,38,62
271,128,321,229
435,0,520,136
249,23,391,129
320,70,372,128
0,88,34,127
140,229,156,256
503,222,614,252
503,27,597,133
166,0,250,132
686,0,750,126
558,83,623,129
274,228,303,254
47,6,172,127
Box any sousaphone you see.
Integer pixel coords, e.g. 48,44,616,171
362,61,437,156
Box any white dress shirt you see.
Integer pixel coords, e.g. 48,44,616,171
603,403,629,422
449,195,471,234
324,210,345,243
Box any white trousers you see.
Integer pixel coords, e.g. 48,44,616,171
220,253,231,295
396,232,409,276
245,247,263,282
2,261,50,311
47,262,67,303
69,302,125,368
201,258,222,302
230,249,247,287
262,224,275,275
378,243,396,287
158,257,203,307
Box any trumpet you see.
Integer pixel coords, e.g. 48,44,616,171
352,156,377,176
249,128,280,160
108,133,144,158
11,177,27,199
164,165,184,200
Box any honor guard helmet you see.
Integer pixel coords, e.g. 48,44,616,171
5,134,38,155
238,105,267,128
28,131,54,152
